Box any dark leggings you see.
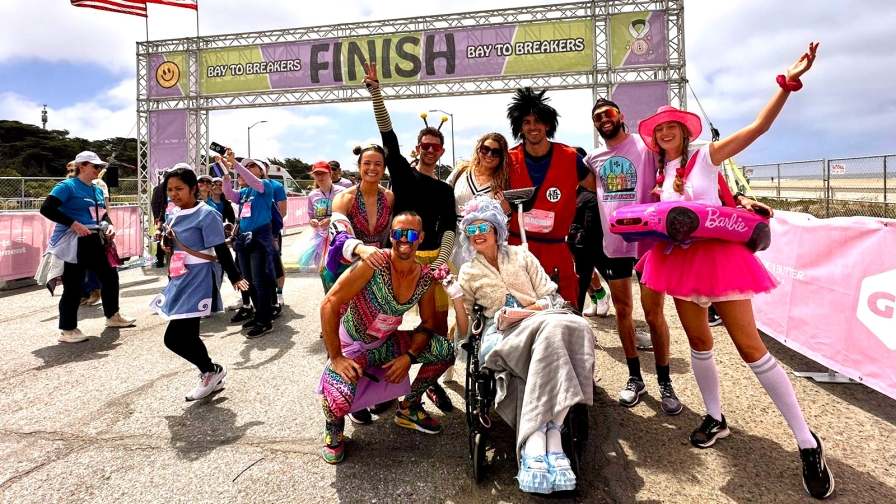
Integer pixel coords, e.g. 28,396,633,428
163,317,215,374
572,247,604,313
59,235,121,330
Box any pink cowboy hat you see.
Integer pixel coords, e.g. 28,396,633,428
638,105,703,152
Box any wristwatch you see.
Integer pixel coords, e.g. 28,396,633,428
406,351,419,364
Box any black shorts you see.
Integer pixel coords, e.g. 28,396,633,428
595,251,637,282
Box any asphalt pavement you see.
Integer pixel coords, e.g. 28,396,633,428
0,230,894,503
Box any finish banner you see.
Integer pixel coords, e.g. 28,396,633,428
148,20,594,97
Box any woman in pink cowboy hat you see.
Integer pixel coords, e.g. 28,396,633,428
636,42,834,500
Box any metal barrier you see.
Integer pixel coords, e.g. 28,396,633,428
742,155,896,219
0,177,139,211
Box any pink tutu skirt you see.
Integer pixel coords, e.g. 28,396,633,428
636,239,779,307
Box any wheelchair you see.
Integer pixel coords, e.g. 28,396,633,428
460,301,590,487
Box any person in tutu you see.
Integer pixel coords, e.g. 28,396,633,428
297,161,345,279
636,42,833,500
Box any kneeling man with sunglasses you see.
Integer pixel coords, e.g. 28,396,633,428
317,211,456,464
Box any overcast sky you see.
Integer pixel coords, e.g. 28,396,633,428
1,0,893,172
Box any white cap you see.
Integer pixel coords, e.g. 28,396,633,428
197,174,213,182
74,151,108,166
242,158,267,173
171,162,193,171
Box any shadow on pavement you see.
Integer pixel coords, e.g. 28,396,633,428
761,333,896,428
231,326,298,370
164,395,264,461
30,327,124,371
599,341,691,378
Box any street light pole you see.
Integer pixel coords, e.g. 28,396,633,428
429,109,454,181
247,120,267,158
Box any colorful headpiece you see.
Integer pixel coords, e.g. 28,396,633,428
420,112,448,131
459,196,509,254
506,87,559,142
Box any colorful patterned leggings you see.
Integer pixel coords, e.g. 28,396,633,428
321,330,455,422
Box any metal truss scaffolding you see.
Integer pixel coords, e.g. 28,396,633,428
136,0,685,251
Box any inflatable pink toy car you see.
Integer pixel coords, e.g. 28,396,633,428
609,201,771,252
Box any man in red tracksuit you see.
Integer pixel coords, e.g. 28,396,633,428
505,88,591,305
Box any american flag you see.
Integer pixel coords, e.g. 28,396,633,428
70,0,147,17
145,0,198,9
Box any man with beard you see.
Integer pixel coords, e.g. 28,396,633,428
362,62,458,413
318,211,455,464
505,87,591,305
582,98,681,415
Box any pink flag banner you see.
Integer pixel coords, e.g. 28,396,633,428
70,0,147,17
753,211,896,400
0,207,144,283
284,197,310,229
145,0,197,9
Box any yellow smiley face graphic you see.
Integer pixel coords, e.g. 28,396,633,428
156,61,180,89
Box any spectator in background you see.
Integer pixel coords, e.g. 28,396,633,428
329,160,354,189
151,167,170,268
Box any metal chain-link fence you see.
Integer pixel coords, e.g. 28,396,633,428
742,155,896,219
0,178,139,211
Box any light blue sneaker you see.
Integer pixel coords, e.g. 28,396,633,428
546,422,577,491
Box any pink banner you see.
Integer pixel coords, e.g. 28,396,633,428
283,196,310,229
0,207,144,282
753,211,896,400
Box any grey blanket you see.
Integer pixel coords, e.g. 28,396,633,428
483,310,595,466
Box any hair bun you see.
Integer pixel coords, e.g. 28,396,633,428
352,146,363,156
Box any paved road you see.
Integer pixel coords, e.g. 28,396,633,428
1,231,894,503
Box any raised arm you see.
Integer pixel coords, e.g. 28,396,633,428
362,63,413,183
710,42,818,165
221,148,265,192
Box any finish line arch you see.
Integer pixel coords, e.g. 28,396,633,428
136,0,686,246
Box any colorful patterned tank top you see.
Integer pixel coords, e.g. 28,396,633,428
341,263,435,345
349,187,391,246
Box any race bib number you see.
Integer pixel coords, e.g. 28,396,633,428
366,313,403,339
240,202,252,218
168,252,189,277
523,209,555,233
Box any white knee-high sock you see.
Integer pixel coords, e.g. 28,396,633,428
690,349,723,421
748,353,817,449
546,407,569,453
523,425,547,459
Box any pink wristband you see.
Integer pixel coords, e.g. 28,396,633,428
776,74,803,92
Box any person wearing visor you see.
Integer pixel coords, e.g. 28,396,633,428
318,211,456,464
582,98,682,414
40,151,136,343
362,62,459,414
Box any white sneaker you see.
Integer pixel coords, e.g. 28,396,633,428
106,312,136,328
583,303,598,317
593,296,610,317
185,364,227,401
58,328,90,343
635,329,653,350
227,297,244,310
277,293,284,306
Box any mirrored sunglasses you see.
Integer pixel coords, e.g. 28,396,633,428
464,222,493,236
592,107,620,122
391,228,420,242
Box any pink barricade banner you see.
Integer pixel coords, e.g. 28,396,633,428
283,196,310,230
753,211,896,400
0,206,144,282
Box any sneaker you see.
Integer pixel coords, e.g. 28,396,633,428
230,306,254,324
425,382,454,412
79,297,89,306
105,312,136,328
658,381,683,415
246,323,273,339
619,377,646,407
348,409,373,425
185,364,227,402
271,304,283,320
635,329,653,350
322,418,346,464
227,297,244,310
86,289,102,306
369,399,397,415
242,318,259,329
585,292,610,317
708,306,723,327
277,293,284,306
690,414,730,448
395,401,442,434
58,328,89,344
800,431,835,499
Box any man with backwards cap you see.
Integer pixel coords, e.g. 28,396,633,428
505,87,591,306
329,161,354,189
582,98,682,415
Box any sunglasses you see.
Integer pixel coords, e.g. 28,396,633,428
478,145,503,158
198,180,211,184
464,222,493,236
592,107,620,122
391,228,420,242
418,142,443,153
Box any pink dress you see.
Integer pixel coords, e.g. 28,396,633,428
636,145,778,306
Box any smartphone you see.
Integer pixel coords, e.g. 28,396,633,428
751,204,771,217
209,142,226,156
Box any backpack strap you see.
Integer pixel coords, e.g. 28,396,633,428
682,149,737,208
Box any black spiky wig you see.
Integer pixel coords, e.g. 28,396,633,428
506,87,560,142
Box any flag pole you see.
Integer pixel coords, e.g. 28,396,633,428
195,0,200,38
145,9,149,41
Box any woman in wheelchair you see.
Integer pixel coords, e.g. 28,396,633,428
446,197,595,494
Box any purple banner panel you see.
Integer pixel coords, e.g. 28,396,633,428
148,53,185,99
420,26,515,81
149,110,189,186
612,81,670,135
